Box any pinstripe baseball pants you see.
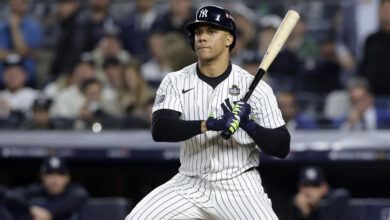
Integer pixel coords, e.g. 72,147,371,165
126,169,278,220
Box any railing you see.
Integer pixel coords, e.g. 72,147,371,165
1,130,390,162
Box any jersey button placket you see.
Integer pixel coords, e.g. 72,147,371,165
208,88,220,177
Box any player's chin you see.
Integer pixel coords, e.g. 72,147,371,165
196,50,212,60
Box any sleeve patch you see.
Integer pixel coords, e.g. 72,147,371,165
155,94,166,105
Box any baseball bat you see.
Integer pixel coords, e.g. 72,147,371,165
221,10,300,139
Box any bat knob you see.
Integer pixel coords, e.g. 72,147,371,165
221,130,231,140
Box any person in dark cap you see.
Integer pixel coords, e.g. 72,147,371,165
3,157,88,220
24,97,55,130
288,166,350,220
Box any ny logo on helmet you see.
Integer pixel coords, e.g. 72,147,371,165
199,9,208,18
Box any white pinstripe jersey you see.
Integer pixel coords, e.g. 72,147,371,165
152,62,285,181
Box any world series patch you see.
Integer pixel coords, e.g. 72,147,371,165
229,85,240,96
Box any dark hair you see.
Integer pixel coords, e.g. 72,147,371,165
80,78,101,93
103,56,121,70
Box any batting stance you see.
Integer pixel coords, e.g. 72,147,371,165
126,5,290,220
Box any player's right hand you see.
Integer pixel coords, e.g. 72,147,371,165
206,113,236,131
206,113,225,131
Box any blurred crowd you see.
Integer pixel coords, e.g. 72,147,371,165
0,0,390,131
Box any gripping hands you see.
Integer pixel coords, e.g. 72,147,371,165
207,101,256,139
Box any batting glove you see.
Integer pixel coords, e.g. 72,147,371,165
233,101,257,134
223,112,241,135
232,101,251,119
240,116,257,134
222,101,254,136
206,113,228,131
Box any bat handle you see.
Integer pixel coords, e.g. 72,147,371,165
221,130,231,140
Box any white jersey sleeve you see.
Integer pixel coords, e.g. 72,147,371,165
250,80,285,129
152,75,182,113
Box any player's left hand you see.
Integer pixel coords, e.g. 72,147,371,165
232,101,251,119
222,101,252,136
233,101,256,134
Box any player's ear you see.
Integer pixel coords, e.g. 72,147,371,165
225,33,233,48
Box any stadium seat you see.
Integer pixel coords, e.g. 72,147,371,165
80,198,131,220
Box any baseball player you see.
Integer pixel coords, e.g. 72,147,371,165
126,5,290,220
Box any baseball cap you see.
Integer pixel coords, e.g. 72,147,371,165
32,97,53,111
41,157,69,175
298,166,326,186
3,54,24,69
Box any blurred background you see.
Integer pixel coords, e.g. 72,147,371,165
0,0,390,219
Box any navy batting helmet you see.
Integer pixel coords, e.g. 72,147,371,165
185,5,236,51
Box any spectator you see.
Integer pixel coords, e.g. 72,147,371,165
83,0,116,52
336,0,380,76
230,3,258,51
43,72,73,99
162,32,196,72
102,56,122,101
286,0,340,42
91,24,132,85
241,51,262,76
288,166,350,220
141,32,172,87
120,0,158,61
360,0,390,95
230,4,259,66
277,92,317,131
4,157,88,220
297,38,342,94
324,90,351,121
75,78,119,130
257,21,301,91
0,55,38,125
153,0,195,35
287,18,319,69
118,61,151,118
336,77,390,130
24,97,55,130
100,56,123,116
50,0,87,79
50,55,96,118
0,0,43,87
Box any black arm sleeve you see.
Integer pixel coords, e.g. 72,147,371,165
246,124,291,159
50,185,88,219
152,109,203,142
